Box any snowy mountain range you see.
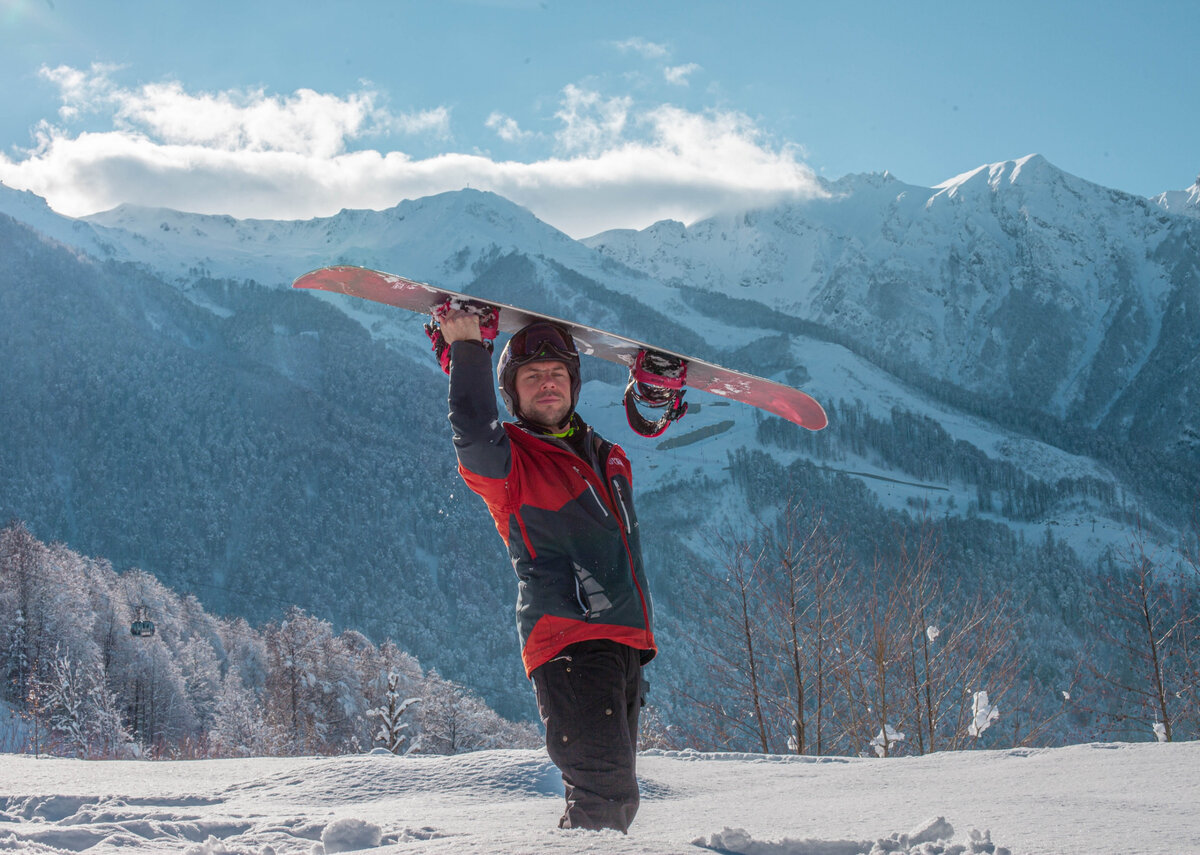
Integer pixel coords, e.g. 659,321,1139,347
1,156,1197,735
9,154,1196,465
585,156,1199,441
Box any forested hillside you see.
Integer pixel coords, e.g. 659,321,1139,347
0,521,537,757
0,214,526,716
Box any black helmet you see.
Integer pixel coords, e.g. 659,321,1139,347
497,321,582,419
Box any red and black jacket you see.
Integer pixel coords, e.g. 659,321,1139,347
447,341,657,677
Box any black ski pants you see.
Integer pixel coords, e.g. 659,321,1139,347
530,638,643,832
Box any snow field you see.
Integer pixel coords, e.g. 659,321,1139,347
1,740,1196,854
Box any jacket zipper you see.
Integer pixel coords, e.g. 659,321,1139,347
576,469,611,520
610,478,632,535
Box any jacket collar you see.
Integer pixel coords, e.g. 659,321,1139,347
510,417,610,477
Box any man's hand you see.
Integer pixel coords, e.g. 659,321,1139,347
427,304,496,373
438,308,484,345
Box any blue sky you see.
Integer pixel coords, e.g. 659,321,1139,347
1,0,1197,237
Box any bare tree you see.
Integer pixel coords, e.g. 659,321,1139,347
686,526,776,752
760,503,853,755
1175,505,1200,737
895,523,941,754
1089,529,1197,742
838,551,910,756
830,518,1029,756
894,520,1028,752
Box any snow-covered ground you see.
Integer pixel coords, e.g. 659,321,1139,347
1,741,1196,854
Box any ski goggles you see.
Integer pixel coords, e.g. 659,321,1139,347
507,322,577,362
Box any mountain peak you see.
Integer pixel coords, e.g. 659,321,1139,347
932,154,1062,196
0,181,63,225
828,170,902,193
1151,173,1200,218
0,182,116,257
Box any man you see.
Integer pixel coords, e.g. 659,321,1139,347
437,308,656,833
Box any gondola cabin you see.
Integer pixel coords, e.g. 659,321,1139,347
131,606,156,637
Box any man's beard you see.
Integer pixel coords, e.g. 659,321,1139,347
521,395,571,431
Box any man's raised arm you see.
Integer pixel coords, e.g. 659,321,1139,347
441,310,510,481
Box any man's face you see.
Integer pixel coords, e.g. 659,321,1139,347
514,359,572,430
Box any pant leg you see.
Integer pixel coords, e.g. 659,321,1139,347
530,640,642,832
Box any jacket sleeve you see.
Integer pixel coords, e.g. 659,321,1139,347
447,340,511,481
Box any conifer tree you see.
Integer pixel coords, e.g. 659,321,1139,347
367,672,420,754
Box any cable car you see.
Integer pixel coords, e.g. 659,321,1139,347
130,606,156,637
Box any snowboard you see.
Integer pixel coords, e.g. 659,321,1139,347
292,265,827,436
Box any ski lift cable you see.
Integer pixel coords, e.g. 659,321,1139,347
109,586,378,653
110,573,378,647
182,577,374,628
112,560,376,626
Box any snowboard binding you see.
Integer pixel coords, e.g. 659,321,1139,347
624,350,689,438
425,298,500,374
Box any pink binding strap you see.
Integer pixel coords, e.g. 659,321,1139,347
624,351,689,437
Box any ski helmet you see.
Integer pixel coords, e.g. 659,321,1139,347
497,321,582,420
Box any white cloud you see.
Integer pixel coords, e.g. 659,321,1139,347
383,106,453,140
664,63,702,86
485,112,533,143
613,37,670,60
0,69,824,238
553,85,632,155
36,64,443,157
40,63,124,120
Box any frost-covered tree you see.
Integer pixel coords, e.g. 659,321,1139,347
261,607,370,754
177,636,222,733
314,627,370,751
263,606,329,754
42,542,104,666
211,665,276,757
0,522,49,705
367,672,420,754
374,641,424,697
121,634,195,752
219,617,270,692
416,670,538,755
85,660,133,758
36,646,131,758
4,609,28,704
40,647,88,755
